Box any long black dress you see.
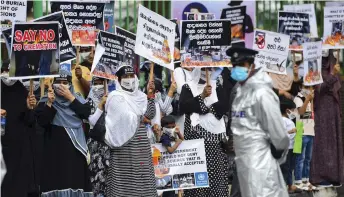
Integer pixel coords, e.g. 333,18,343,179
180,80,230,197
1,81,38,197
36,99,92,195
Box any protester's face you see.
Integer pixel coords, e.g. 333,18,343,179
190,8,200,14
93,79,104,86
165,123,176,129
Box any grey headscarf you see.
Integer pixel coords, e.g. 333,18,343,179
40,69,88,159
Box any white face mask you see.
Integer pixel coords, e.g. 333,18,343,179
53,84,70,95
301,88,311,97
163,127,175,137
322,49,329,57
80,52,91,61
22,80,40,92
120,78,135,91
1,73,17,86
92,84,104,92
287,110,296,120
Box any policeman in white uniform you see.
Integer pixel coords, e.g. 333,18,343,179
227,47,289,197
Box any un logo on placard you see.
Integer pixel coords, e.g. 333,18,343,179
198,173,205,181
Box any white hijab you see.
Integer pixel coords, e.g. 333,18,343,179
104,76,147,148
187,68,226,134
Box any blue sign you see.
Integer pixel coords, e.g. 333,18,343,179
194,172,209,187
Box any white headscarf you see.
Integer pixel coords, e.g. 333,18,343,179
187,68,226,134
104,75,147,148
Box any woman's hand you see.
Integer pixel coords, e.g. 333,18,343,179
98,95,108,111
57,85,75,102
26,94,37,109
332,64,341,75
201,85,212,99
47,88,55,107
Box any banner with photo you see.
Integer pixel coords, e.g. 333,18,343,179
171,0,255,48
180,19,231,68
9,22,60,79
92,31,125,80
33,11,76,63
323,7,344,49
0,0,27,33
220,6,246,44
186,13,215,21
135,5,175,70
51,2,105,46
104,1,115,33
278,11,311,50
1,28,12,57
171,19,181,67
283,4,318,38
302,41,323,86
152,139,209,192
115,26,139,73
253,29,290,75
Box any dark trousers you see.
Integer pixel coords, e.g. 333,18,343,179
230,166,241,197
280,149,296,186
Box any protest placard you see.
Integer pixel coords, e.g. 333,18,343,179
221,6,246,44
33,11,76,63
9,22,60,79
302,41,323,86
170,19,181,65
60,60,71,72
171,1,256,48
92,31,125,79
180,19,231,68
135,5,175,70
0,0,27,33
283,4,318,38
151,139,209,192
51,2,105,46
115,26,139,72
323,7,344,49
1,28,12,56
104,1,115,33
278,11,311,50
253,29,289,75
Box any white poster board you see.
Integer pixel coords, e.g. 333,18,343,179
302,41,323,86
283,4,318,38
0,0,27,33
323,7,344,49
252,29,290,75
152,139,209,192
135,5,175,70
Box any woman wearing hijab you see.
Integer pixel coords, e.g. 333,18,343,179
86,77,110,197
36,69,92,197
105,66,157,197
180,68,229,197
310,49,343,187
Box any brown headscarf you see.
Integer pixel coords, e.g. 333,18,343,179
269,72,293,91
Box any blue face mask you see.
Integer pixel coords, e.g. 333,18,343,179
231,66,249,82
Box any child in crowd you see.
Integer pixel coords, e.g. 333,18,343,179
159,115,184,197
279,96,302,194
293,84,317,190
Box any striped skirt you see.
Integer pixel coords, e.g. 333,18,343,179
106,125,157,197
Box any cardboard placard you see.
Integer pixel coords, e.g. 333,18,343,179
33,11,76,63
180,19,231,68
9,22,60,79
152,139,209,192
51,1,105,46
115,26,139,72
253,29,290,75
220,6,246,44
283,4,318,38
92,31,125,79
323,7,344,49
278,11,311,50
302,41,323,86
135,5,176,70
0,0,27,33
